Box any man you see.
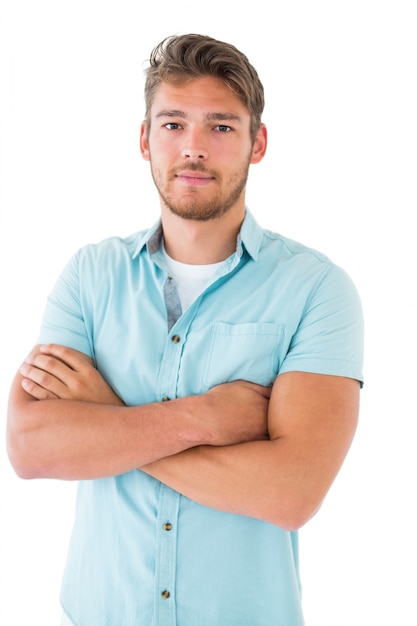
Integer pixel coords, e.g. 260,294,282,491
7,34,364,625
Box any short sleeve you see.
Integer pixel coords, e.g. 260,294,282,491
279,264,364,385
37,250,94,358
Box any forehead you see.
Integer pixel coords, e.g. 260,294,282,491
150,75,249,119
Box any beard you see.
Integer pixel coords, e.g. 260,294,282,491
149,156,252,222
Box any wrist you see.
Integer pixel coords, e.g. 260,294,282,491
168,393,215,447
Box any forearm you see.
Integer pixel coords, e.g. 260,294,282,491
141,439,320,531
141,372,360,530
7,375,215,481
7,370,269,481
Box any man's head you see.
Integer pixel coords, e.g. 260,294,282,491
144,34,265,143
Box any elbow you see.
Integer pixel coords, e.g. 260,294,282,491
266,498,322,532
7,389,56,479
9,461,39,481
7,383,46,479
6,423,46,480
7,451,37,481
276,510,317,532
7,440,35,480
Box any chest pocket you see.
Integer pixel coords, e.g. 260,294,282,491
203,322,284,389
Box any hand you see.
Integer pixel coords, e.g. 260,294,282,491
203,380,271,446
19,344,124,406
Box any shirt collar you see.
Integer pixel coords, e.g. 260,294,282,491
131,209,263,261
131,220,162,259
237,209,263,261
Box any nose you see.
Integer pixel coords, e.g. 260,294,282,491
181,129,208,160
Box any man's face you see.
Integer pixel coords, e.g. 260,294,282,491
140,76,265,222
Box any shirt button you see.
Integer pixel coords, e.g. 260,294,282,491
161,396,170,402
163,522,172,531
161,590,171,599
171,335,180,343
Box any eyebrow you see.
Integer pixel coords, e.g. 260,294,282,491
155,109,243,123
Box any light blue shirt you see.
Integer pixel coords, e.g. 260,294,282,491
38,210,364,626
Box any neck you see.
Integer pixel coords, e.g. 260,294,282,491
161,206,245,264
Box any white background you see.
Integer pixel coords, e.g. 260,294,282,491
1,1,416,624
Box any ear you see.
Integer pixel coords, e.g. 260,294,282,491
140,121,150,161
250,124,267,164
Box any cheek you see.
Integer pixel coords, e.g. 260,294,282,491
150,137,176,164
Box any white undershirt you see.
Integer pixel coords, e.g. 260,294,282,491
161,244,227,311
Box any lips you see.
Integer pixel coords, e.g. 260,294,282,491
175,170,215,186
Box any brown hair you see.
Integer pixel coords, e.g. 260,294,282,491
144,33,265,142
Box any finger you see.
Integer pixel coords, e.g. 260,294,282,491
235,380,272,399
19,361,70,398
21,376,59,400
253,383,272,399
39,344,93,372
24,353,72,382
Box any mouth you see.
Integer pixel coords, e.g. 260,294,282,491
175,170,215,186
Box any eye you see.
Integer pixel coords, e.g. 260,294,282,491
164,122,182,130
215,125,232,133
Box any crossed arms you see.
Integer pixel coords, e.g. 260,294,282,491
7,344,360,530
